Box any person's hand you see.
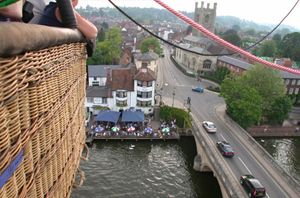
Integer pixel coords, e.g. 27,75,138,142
71,0,78,8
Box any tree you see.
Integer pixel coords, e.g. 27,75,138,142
240,64,288,123
267,96,292,125
87,27,122,65
221,76,262,128
279,32,300,61
140,37,162,55
259,40,277,57
221,29,242,47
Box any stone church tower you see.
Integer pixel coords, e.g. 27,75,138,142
192,1,217,37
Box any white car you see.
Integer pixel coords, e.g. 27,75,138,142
202,121,217,133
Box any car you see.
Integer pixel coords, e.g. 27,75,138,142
202,121,217,133
240,175,266,198
192,86,204,93
216,141,234,157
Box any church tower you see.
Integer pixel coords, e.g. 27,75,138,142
192,1,217,37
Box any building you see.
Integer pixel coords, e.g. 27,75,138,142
134,51,159,75
217,56,300,95
86,64,156,115
88,65,121,87
192,1,217,37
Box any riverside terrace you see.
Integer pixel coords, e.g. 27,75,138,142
86,110,180,141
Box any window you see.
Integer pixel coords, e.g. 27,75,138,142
292,79,296,85
92,81,99,86
87,97,93,103
203,59,212,69
297,80,300,85
285,79,290,85
116,91,127,98
102,97,107,104
136,100,152,107
116,100,127,107
93,77,97,80
147,81,153,87
137,91,152,98
137,80,143,87
192,57,196,67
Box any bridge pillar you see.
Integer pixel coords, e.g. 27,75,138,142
193,155,202,171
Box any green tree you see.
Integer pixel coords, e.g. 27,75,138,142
259,40,277,57
279,32,300,61
267,96,292,125
221,76,262,128
240,64,287,123
140,37,162,55
222,29,242,47
87,27,122,65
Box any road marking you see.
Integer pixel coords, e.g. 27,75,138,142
220,134,228,142
266,193,270,198
238,157,252,175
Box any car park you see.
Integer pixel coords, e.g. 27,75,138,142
192,86,204,93
202,121,217,133
216,141,234,157
240,175,266,198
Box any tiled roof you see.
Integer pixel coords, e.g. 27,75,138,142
86,86,111,98
110,67,135,91
218,56,300,79
134,68,156,81
135,51,159,61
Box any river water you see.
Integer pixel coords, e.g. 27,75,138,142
255,137,300,182
71,137,222,198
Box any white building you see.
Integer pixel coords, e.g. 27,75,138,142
134,51,159,75
86,64,156,115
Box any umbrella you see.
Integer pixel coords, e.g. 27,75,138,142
144,127,153,134
95,126,104,133
162,127,170,134
111,126,120,132
127,126,135,132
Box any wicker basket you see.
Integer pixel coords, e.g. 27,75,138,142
0,42,86,198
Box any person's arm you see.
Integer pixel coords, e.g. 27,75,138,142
74,10,98,40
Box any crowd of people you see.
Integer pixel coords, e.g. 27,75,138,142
89,120,178,139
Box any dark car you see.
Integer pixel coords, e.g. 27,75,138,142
192,86,204,93
216,141,234,157
240,175,266,198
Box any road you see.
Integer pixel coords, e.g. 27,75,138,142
157,46,298,198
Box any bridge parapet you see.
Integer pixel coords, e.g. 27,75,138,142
215,104,300,196
190,113,246,198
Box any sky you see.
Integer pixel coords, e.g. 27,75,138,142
78,0,300,30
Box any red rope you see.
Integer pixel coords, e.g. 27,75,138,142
154,0,300,75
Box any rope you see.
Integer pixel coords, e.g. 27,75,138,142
73,168,86,188
80,143,89,161
153,0,300,75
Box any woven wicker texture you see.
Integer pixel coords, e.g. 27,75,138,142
0,42,86,198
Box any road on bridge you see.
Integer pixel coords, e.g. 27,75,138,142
157,45,299,198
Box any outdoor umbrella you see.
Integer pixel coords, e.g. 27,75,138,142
144,127,153,134
127,126,135,132
162,127,170,134
111,126,120,132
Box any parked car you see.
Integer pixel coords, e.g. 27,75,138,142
192,86,204,93
202,121,217,133
240,175,266,198
216,141,234,157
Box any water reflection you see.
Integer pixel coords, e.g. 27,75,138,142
256,137,300,181
71,137,221,198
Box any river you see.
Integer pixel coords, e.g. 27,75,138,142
71,137,222,198
255,137,300,182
